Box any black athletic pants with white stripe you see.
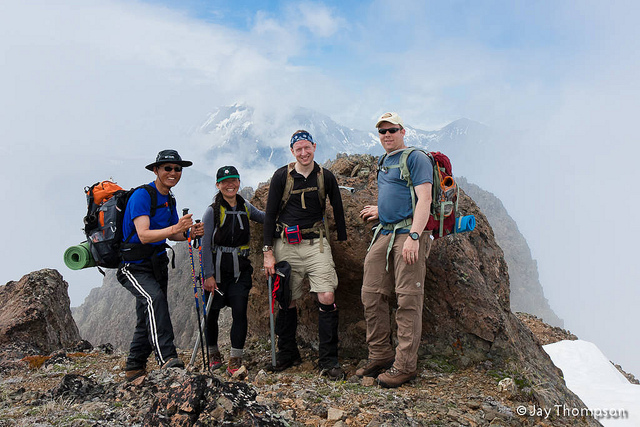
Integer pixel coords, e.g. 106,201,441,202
117,254,178,370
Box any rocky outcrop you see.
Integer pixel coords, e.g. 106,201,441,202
516,312,577,345
245,154,588,410
457,177,563,327
0,269,81,357
141,370,286,426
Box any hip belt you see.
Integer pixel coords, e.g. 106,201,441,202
277,220,329,253
213,245,249,282
368,218,413,272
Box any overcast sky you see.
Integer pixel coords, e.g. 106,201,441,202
2,0,639,378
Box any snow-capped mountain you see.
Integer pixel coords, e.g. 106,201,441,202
192,103,492,179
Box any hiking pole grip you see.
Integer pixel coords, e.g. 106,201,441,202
182,208,190,240
194,219,201,248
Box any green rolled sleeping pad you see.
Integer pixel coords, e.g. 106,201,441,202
64,241,96,270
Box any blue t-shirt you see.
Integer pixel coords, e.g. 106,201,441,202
377,149,433,231
122,181,179,246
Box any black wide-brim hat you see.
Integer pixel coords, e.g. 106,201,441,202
145,149,193,171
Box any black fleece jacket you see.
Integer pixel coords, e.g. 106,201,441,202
263,162,347,245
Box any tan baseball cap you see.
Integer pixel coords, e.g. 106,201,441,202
375,112,404,128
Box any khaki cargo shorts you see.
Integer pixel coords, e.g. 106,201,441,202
274,237,339,301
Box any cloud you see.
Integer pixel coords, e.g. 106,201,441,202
0,0,355,307
3,0,640,377
294,2,343,38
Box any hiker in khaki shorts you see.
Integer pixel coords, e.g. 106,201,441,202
263,130,348,380
359,112,434,388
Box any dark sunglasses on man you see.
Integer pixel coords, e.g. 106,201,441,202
162,165,183,172
378,128,401,135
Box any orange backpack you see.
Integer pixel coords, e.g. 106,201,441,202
83,181,170,270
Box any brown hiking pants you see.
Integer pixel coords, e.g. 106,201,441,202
361,232,432,373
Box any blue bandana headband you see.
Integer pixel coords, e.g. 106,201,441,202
290,131,314,148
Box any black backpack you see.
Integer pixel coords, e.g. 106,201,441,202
83,181,173,271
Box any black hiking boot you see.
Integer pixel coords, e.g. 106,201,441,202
272,306,300,371
320,365,345,381
268,354,303,372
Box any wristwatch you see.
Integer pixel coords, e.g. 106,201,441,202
409,232,420,241
262,245,273,252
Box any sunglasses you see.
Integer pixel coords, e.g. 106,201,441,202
378,128,402,135
162,165,183,172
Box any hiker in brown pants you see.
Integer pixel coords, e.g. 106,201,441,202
359,112,433,388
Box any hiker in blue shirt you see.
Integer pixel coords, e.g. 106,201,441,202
117,149,204,382
359,113,434,388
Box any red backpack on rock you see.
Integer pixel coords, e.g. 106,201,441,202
377,147,458,238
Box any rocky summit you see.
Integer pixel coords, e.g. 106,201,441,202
0,306,601,425
49,153,603,425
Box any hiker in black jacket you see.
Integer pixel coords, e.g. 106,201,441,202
202,166,264,376
262,130,347,380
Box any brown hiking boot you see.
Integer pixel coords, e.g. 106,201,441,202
125,368,147,382
377,366,417,388
227,357,242,376
209,351,223,370
355,357,395,378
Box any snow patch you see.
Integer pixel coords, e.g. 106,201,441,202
544,340,640,426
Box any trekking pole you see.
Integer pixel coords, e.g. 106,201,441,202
188,219,224,367
267,275,277,367
189,294,213,366
194,219,210,369
184,208,207,371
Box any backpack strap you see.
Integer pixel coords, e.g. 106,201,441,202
378,147,423,212
219,206,248,229
123,185,174,244
280,163,296,212
210,197,251,281
317,166,326,210
278,164,330,252
280,163,326,211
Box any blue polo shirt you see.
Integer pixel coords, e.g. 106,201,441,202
122,181,178,246
378,149,433,232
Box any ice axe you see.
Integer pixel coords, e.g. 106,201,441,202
267,275,276,367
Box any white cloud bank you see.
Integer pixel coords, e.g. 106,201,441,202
1,0,640,382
